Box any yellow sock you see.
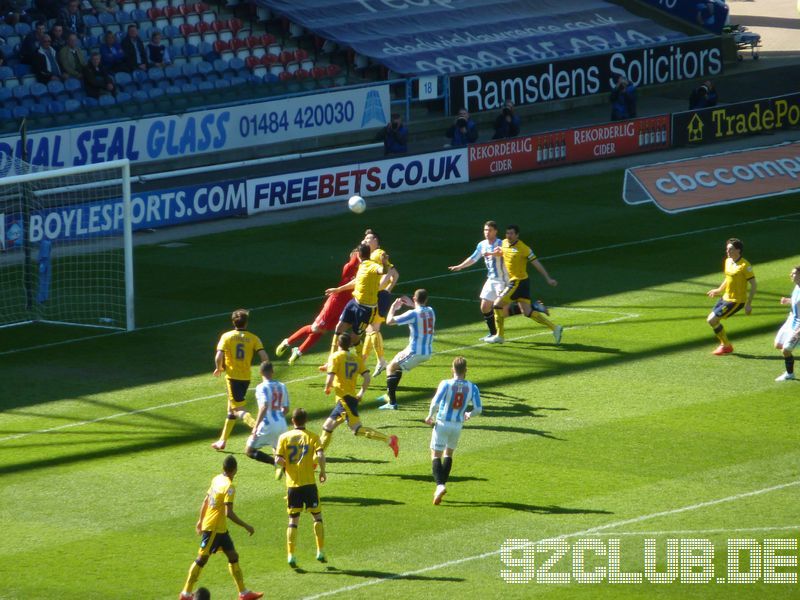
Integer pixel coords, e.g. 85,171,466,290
356,426,389,443
494,309,505,337
313,519,324,552
715,326,730,345
287,525,298,555
362,331,375,360
354,339,363,357
240,411,255,428
220,417,236,442
530,312,556,331
373,331,385,360
320,429,332,451
227,561,245,593
182,561,202,594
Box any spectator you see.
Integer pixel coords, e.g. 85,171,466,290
99,30,125,73
1,0,30,25
689,80,718,109
89,0,121,15
146,31,171,68
610,75,637,121
83,51,115,98
34,0,59,20
492,100,521,140
32,34,67,83
383,112,408,155
58,0,86,37
0,47,4,67
58,32,86,80
121,24,148,72
445,108,478,147
20,20,47,65
49,23,66,53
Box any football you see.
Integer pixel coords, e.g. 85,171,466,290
348,195,366,214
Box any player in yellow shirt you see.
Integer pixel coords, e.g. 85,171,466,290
706,238,757,355
212,309,269,451
275,408,327,567
488,224,563,345
319,334,399,457
361,229,400,377
179,456,263,600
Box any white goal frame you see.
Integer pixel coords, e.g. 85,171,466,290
0,158,134,331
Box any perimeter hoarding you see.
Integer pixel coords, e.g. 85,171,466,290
469,115,671,179
672,93,800,147
624,142,800,213
450,38,723,113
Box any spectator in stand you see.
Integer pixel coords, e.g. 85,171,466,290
59,0,86,37
49,23,66,53
32,34,68,83
689,80,718,109
20,20,47,65
90,0,121,15
100,30,125,73
83,51,115,98
0,48,4,67
383,113,408,155
1,0,30,25
121,24,148,72
59,32,86,80
610,75,637,121
492,100,521,140
147,31,171,68
445,108,478,147
34,0,60,20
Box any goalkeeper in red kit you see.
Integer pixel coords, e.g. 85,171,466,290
276,249,359,365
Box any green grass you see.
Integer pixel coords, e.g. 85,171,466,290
2,171,800,599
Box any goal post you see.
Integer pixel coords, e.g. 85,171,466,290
0,156,134,332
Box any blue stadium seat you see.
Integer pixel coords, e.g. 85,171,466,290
196,61,213,77
13,63,30,77
116,10,134,25
64,98,81,112
29,102,47,116
164,64,181,81
47,100,66,113
181,62,197,78
3,76,20,90
0,66,13,81
228,56,245,72
197,80,213,91
64,78,82,93
180,82,198,94
0,87,11,102
0,107,11,120
30,82,48,99
230,75,247,86
19,96,35,108
12,105,29,118
165,84,182,95
12,84,30,100
83,96,99,108
47,80,65,95
99,12,115,26
115,91,132,103
132,69,147,84
163,24,180,39
131,9,148,22
98,94,116,106
148,66,165,82
212,58,228,75
14,22,31,36
83,14,99,27
132,89,149,102
156,79,170,90
0,24,14,38
214,78,231,89
114,70,132,86
148,87,165,99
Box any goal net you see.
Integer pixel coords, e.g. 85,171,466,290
0,154,134,331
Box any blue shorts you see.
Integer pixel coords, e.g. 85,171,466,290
339,299,377,336
377,290,393,318
198,530,235,557
328,394,361,428
713,299,744,320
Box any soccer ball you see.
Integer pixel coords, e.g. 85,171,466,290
348,195,366,214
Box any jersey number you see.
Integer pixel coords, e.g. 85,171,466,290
235,343,245,360
270,390,283,411
422,315,434,335
452,391,464,409
345,361,358,378
287,444,309,464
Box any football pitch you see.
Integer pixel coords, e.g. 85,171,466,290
1,170,799,599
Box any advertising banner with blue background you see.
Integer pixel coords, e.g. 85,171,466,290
0,86,390,168
256,0,687,75
1,179,246,250
639,0,729,35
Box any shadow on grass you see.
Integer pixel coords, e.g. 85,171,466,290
323,495,405,507
443,499,612,515
325,456,389,465
468,424,563,440
318,565,464,582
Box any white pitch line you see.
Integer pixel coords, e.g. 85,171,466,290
301,479,800,600
0,307,639,443
586,525,800,537
3,208,796,357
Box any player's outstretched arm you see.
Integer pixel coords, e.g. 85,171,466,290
326,280,356,296
707,280,725,297
226,505,254,535
449,257,477,271
531,258,557,286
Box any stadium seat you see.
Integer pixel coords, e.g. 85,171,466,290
98,94,116,106
99,12,115,25
116,10,134,25
196,21,211,34
196,61,213,76
326,64,342,77
214,78,230,89
212,58,228,74
0,66,13,81
14,22,31,36
131,69,147,84
285,60,299,74
294,48,309,62
269,63,284,77
90,24,106,39
180,81,198,94
251,65,267,81
184,43,199,57
148,66,165,82
83,96,99,108
132,9,149,22
180,23,195,37
244,55,259,70
148,87,164,98
0,107,12,120
12,83,30,100
278,50,294,65
147,7,162,20
278,71,292,82
83,14,98,27
164,64,182,81
235,48,250,61
154,0,168,9
12,105,29,118
29,82,48,99
310,66,327,80
13,63,31,77
163,24,181,40
154,17,169,32
228,56,245,73
0,23,14,37
230,38,247,51
251,46,266,59
294,68,309,80
198,41,214,57
139,0,153,10
201,11,217,26
164,6,181,19
0,87,12,102
4,77,20,91
29,102,47,116
64,98,81,112
116,91,132,103
114,71,133,87
197,80,213,91
133,89,149,102
186,14,201,27
261,54,278,66
201,31,217,45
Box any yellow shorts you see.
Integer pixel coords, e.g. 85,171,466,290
328,395,361,429
499,279,531,305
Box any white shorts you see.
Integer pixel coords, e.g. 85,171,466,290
480,278,508,303
775,320,799,351
392,348,431,372
246,420,287,450
430,421,463,452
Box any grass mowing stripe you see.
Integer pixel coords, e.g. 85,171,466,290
590,525,800,536
300,479,800,599
0,307,639,442
3,208,796,358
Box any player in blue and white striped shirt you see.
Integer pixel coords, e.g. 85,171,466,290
377,289,435,410
449,221,517,342
774,265,800,381
245,362,289,478
424,356,481,505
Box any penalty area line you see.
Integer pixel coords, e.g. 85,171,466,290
301,479,800,599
